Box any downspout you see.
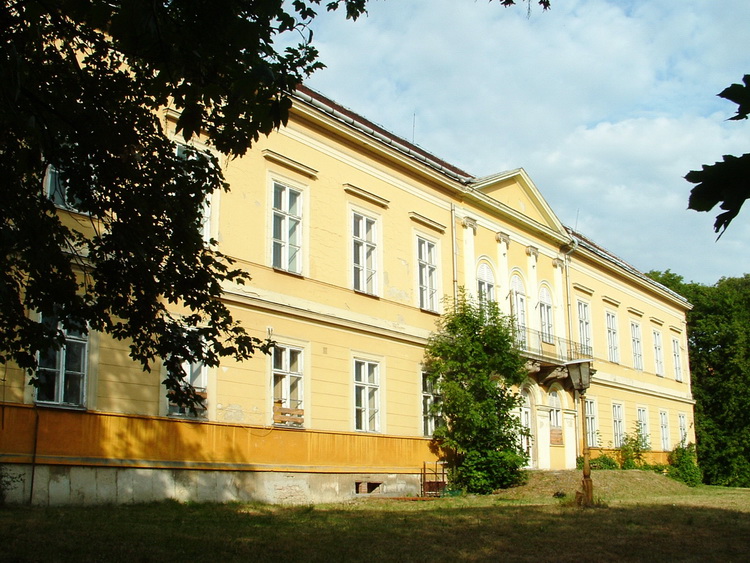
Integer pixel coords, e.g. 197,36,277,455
29,406,39,505
562,234,579,458
451,204,459,299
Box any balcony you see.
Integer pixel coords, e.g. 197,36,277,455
514,326,592,366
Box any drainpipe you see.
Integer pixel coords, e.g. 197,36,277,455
562,235,579,458
29,407,39,505
451,204,459,300
562,235,579,358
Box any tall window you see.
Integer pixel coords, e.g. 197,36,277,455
354,359,380,432
585,398,598,447
519,390,533,464
672,338,683,382
606,311,619,363
637,407,649,448
660,410,670,451
272,182,302,274
678,413,688,445
168,360,208,418
417,237,437,311
549,390,562,445
353,212,377,294
631,322,643,370
421,372,441,437
653,330,664,376
36,312,88,407
177,144,211,242
46,165,83,211
273,345,304,426
476,262,495,305
612,403,624,448
577,301,592,355
511,275,527,348
539,286,554,344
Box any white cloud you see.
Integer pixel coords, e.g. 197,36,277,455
304,0,750,285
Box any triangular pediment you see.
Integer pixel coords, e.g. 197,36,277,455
470,168,567,237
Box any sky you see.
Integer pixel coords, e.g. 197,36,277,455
295,0,750,285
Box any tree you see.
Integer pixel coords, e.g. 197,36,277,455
423,292,528,493
687,75,750,237
0,0,549,407
648,270,750,486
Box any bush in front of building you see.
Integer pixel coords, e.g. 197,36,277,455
424,290,529,494
668,443,703,487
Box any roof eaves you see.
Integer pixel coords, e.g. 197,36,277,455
293,85,475,185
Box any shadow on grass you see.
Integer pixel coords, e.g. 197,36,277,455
2,500,748,562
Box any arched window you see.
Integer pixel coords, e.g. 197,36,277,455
519,389,533,466
539,286,553,344
477,262,495,304
510,275,527,347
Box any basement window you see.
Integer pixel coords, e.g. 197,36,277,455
355,481,383,495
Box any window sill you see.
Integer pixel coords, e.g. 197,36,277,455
34,402,86,412
420,308,440,316
354,289,380,300
272,267,304,279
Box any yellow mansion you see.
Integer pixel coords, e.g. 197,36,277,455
0,87,694,504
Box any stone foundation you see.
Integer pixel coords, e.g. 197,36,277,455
1,464,422,506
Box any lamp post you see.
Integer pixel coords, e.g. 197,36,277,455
566,359,594,506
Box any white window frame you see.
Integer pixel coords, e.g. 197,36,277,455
168,359,209,418
678,413,688,445
511,275,527,348
45,165,83,212
176,144,212,244
354,359,380,432
35,312,88,408
672,337,683,382
539,286,554,344
660,410,670,452
421,371,441,437
417,236,438,311
271,181,303,274
549,390,562,428
606,311,619,363
631,321,643,370
272,345,304,426
637,406,649,448
476,261,495,305
612,403,624,448
585,398,598,447
577,300,592,356
352,211,378,295
519,389,533,465
653,330,664,376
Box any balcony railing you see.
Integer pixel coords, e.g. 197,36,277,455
514,326,593,365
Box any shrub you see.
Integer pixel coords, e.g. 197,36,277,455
618,426,649,469
576,454,620,470
668,443,703,487
451,450,528,494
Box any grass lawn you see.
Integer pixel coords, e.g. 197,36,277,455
2,470,749,562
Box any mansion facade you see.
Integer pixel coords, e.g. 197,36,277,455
0,87,694,504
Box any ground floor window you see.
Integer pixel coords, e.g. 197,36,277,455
549,390,563,445
36,313,88,407
585,398,598,447
612,403,624,448
354,359,380,432
272,345,304,426
168,360,208,418
660,410,670,451
421,372,441,437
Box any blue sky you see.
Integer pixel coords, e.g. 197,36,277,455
297,0,750,285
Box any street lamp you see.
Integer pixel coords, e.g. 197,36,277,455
566,359,595,506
